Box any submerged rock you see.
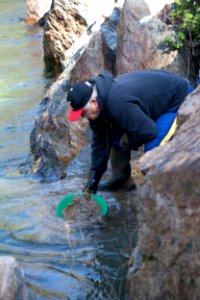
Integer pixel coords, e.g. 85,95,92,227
0,256,29,300
127,89,200,299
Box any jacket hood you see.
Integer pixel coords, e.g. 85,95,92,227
89,71,113,111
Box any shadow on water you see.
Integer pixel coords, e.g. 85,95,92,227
0,2,138,299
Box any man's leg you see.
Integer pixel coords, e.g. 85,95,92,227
110,147,131,184
144,112,177,152
99,147,135,190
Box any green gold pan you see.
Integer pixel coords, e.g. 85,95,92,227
56,192,108,218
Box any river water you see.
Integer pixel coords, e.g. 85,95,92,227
0,1,137,299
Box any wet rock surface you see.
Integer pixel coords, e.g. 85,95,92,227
127,89,200,299
20,73,88,179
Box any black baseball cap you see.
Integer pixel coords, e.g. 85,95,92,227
67,83,93,121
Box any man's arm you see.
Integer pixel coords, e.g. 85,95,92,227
90,120,111,174
127,107,157,150
84,119,111,194
112,101,157,151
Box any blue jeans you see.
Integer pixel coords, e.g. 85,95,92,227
144,82,194,152
144,112,177,152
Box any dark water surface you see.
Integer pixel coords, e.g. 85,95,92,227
0,1,137,299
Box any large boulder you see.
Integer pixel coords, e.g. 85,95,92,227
25,0,52,24
115,0,156,74
68,31,108,84
43,0,88,64
129,0,151,19
43,0,124,64
127,88,200,299
178,85,200,127
20,74,88,179
67,7,122,83
0,256,29,300
116,0,188,77
143,15,189,77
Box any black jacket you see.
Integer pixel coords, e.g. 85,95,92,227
88,70,188,174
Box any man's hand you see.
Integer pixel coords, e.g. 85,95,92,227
83,190,92,201
83,170,103,198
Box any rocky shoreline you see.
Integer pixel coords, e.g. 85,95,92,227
23,0,189,180
1,0,200,299
25,0,200,299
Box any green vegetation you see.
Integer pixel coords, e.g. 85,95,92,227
164,0,200,52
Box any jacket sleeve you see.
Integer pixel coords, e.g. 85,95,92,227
89,119,111,174
111,101,157,151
